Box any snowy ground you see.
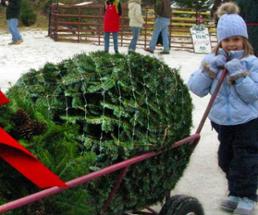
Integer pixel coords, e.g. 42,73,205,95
0,30,257,215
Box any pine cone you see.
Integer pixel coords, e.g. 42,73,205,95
12,109,30,126
16,122,34,140
10,109,46,140
32,120,46,136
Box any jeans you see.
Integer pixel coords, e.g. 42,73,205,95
128,27,141,51
104,32,118,52
149,17,170,51
7,18,22,42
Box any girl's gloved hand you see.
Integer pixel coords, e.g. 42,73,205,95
225,59,249,84
201,54,227,78
225,59,245,75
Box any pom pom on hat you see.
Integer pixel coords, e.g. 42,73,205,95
216,2,240,18
216,2,248,43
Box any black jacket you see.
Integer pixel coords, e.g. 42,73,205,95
5,0,21,20
155,0,171,18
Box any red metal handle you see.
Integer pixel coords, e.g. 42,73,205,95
0,134,200,214
195,69,228,135
0,69,228,214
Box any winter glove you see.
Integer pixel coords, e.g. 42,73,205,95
225,59,249,84
201,54,226,79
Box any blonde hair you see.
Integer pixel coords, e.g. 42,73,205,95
213,38,254,57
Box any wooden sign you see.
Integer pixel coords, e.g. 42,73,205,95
190,25,211,54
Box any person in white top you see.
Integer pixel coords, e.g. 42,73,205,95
128,0,144,53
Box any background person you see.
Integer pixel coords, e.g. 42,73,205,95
103,0,122,53
128,0,144,53
145,0,171,54
1,0,23,45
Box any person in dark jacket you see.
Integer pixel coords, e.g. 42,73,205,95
145,0,171,54
236,0,258,56
1,0,23,45
103,0,122,53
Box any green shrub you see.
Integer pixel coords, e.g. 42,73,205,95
21,0,37,26
0,52,193,214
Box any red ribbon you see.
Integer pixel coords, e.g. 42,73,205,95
0,91,9,105
0,91,67,188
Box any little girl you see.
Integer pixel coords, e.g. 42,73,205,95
103,0,122,53
188,3,258,215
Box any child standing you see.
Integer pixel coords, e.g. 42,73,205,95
128,0,144,53
103,0,122,53
188,3,257,215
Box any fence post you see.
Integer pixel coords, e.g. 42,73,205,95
169,12,172,49
48,0,53,37
98,6,102,46
78,6,81,42
53,4,59,41
120,11,124,47
144,7,148,49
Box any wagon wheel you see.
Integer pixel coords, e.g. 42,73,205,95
159,195,204,215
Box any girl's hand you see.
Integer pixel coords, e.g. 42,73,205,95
225,59,245,75
201,54,226,78
225,59,249,84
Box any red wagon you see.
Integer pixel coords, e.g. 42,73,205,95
0,68,227,215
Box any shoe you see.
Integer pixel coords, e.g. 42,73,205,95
8,40,23,45
220,196,240,212
233,197,256,215
144,48,154,54
159,50,170,55
16,40,23,44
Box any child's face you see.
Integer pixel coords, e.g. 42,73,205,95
221,36,244,52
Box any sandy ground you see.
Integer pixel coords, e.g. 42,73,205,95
0,30,257,215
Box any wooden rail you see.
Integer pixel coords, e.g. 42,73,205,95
49,3,217,52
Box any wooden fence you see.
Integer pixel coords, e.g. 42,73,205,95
49,3,217,52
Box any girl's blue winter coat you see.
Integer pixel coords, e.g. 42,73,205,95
188,50,258,125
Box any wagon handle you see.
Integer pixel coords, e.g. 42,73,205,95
194,69,228,137
0,70,228,214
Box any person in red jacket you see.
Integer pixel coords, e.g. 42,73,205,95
103,0,122,53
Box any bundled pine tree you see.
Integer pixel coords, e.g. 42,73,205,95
0,52,193,214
